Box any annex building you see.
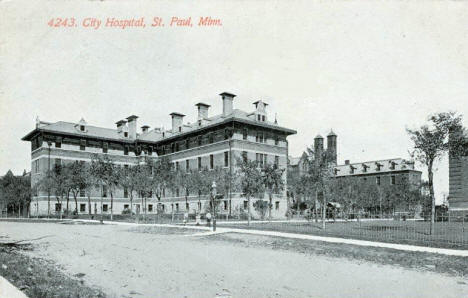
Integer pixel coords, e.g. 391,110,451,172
22,92,296,218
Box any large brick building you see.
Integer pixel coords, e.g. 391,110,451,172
289,132,422,205
22,92,296,218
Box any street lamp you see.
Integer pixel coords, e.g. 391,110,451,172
47,141,52,218
211,181,217,232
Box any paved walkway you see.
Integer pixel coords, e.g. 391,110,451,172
83,219,468,257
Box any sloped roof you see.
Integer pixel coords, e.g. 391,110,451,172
334,158,420,177
22,108,296,143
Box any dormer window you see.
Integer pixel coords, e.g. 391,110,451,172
375,162,383,171
124,132,128,138
362,164,369,173
179,126,182,132
80,125,85,132
349,165,356,174
198,120,202,126
257,114,261,121
390,161,396,170
262,115,265,122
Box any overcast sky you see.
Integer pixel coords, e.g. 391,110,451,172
1,0,467,202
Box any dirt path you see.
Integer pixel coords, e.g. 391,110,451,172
1,221,467,297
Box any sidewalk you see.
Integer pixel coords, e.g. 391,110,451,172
0,275,28,298
87,219,468,257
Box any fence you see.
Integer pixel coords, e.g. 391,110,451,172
219,211,468,249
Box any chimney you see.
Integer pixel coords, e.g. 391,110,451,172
116,120,127,133
195,103,210,119
314,134,324,162
170,113,185,133
345,160,350,165
141,125,150,133
126,115,138,139
219,92,236,116
327,129,337,164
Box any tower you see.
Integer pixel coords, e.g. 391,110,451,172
314,134,324,163
327,129,337,165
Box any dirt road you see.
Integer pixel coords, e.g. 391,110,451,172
1,221,467,297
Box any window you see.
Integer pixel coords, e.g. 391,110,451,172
80,204,86,212
103,204,108,212
103,142,108,153
209,133,214,144
256,131,264,143
148,204,153,212
224,152,229,167
55,203,62,212
163,188,166,197
243,201,248,209
198,157,202,171
175,142,180,152
179,126,182,132
186,160,190,171
256,153,265,167
262,115,265,122
124,132,128,138
210,154,214,169
55,138,62,148
175,203,179,212
79,186,85,197
275,136,279,146
124,164,129,169
186,202,189,211
197,136,202,146
176,161,179,171
124,146,129,155
124,204,129,209
124,187,128,198
243,128,248,140
198,202,201,211
161,204,165,212
176,188,180,197
224,128,229,140
224,200,228,210
80,125,85,131
185,139,189,150
257,114,261,121
242,151,248,162
391,175,396,185
185,188,189,197
102,185,107,197
275,201,280,210
56,158,61,167
376,176,381,185
80,139,86,151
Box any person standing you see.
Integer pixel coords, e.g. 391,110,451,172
206,212,212,227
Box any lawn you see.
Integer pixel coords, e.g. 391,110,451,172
220,219,468,249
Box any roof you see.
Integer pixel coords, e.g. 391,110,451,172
170,112,185,117
327,129,337,137
314,134,323,139
22,108,297,144
334,158,421,177
195,102,211,108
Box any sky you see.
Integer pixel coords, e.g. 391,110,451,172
1,0,467,203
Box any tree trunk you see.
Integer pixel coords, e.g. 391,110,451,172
428,161,435,235
130,194,133,220
74,194,78,215
110,191,114,221
88,194,91,219
314,192,318,223
268,193,272,221
322,194,326,230
247,196,251,226
100,184,104,224
142,197,145,222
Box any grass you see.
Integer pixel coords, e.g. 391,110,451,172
202,232,468,278
0,244,105,297
220,219,468,249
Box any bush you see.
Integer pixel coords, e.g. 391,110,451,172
253,200,269,220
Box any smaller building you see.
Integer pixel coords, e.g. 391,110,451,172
449,132,468,211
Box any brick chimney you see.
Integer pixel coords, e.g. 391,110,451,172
219,92,236,116
126,115,138,139
116,120,127,133
170,113,185,133
195,103,210,119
